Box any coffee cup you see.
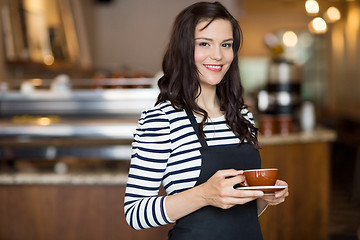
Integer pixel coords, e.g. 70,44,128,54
242,168,278,186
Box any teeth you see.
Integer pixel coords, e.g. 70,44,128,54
205,65,221,69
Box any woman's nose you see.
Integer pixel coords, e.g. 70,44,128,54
210,46,222,60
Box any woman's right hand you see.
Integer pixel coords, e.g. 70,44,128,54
165,169,264,221
199,169,264,209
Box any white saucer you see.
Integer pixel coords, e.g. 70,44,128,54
236,185,288,194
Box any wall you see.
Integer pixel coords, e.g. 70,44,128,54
239,0,312,57
330,1,360,121
87,0,243,76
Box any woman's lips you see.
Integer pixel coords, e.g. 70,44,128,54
204,64,223,72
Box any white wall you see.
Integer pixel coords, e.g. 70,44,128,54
88,0,244,76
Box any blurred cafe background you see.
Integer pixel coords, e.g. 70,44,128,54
0,0,359,239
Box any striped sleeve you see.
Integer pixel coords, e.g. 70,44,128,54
124,107,174,229
241,107,255,126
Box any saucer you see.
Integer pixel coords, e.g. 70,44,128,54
236,185,288,194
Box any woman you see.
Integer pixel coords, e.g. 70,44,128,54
124,2,289,239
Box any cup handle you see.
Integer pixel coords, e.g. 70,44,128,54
239,180,248,187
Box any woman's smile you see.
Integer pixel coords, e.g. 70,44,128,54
204,64,223,72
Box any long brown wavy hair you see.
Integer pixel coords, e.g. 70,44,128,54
156,1,260,149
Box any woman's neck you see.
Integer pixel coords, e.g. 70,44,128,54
196,85,223,118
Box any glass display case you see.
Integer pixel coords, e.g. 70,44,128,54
0,77,158,171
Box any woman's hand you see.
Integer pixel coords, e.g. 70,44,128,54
261,179,289,205
199,169,264,209
165,169,266,221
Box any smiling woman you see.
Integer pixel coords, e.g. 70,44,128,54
124,2,289,240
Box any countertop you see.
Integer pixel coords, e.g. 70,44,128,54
0,172,129,185
259,127,337,146
0,127,336,185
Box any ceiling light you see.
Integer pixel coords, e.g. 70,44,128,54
282,31,298,47
309,17,328,34
324,6,341,23
305,0,320,15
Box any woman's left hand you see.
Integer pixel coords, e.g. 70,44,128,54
261,179,289,205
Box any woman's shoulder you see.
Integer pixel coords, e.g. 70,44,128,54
141,100,176,115
240,106,255,125
240,105,251,115
139,100,185,123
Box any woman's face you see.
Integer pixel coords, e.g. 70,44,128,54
194,19,234,87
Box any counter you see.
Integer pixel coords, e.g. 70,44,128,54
258,128,336,240
0,128,336,240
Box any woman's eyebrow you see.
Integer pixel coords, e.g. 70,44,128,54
195,37,233,42
222,38,234,42
195,37,213,41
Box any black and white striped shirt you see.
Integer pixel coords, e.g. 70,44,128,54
124,100,255,230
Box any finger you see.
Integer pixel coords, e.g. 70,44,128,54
261,194,285,204
217,169,243,178
274,185,289,196
227,174,246,186
234,189,264,198
275,189,289,198
262,191,289,205
275,179,288,187
230,196,259,205
215,196,259,209
268,197,286,205
262,188,289,199
262,193,275,199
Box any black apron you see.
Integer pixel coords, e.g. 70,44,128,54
168,109,263,240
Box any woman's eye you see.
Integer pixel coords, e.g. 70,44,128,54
222,43,232,48
198,42,210,47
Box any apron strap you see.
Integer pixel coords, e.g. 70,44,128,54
185,108,208,149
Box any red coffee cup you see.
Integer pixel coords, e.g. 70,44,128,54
242,168,278,186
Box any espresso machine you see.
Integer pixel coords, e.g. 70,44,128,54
257,59,302,135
